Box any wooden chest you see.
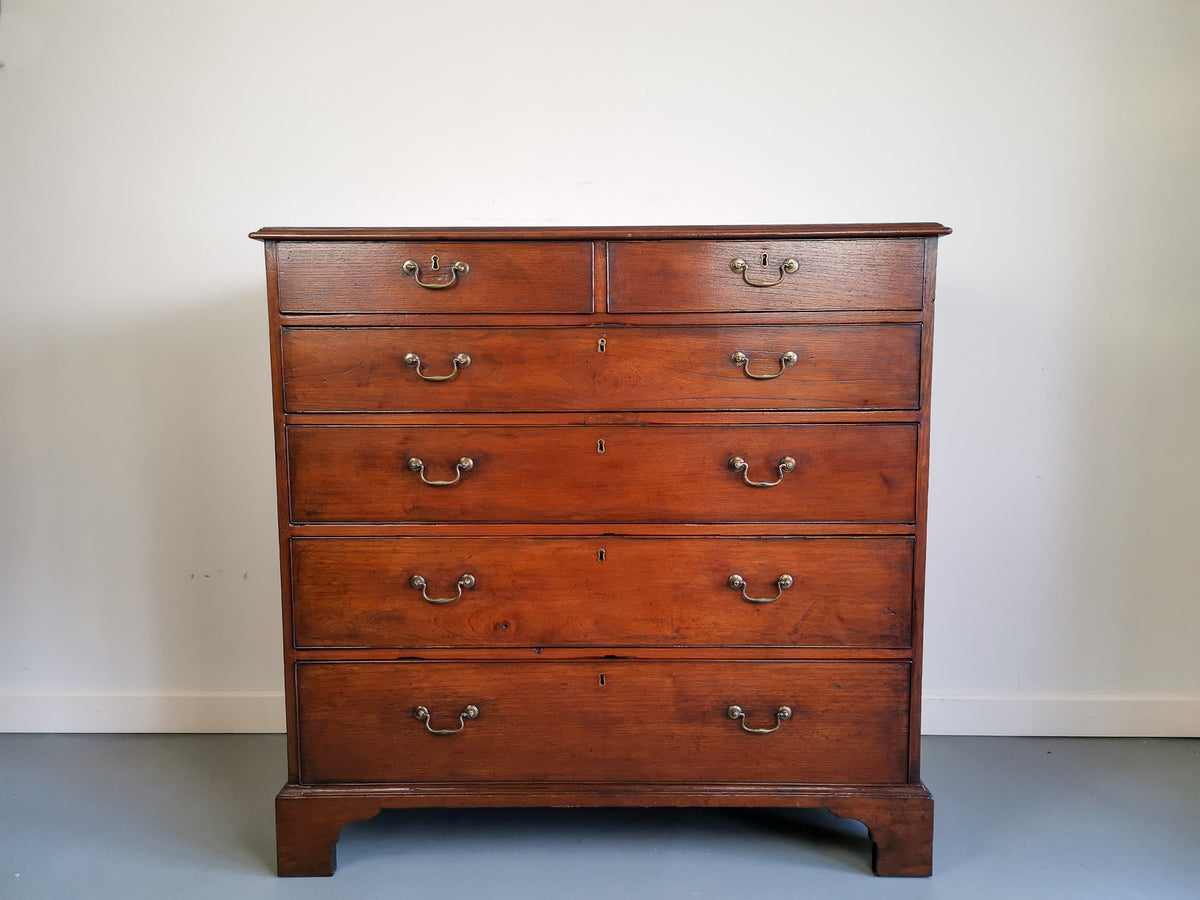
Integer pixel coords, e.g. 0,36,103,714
252,223,949,877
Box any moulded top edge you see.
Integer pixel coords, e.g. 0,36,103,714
249,223,952,242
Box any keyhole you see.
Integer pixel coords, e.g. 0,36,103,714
598,549,606,562
599,673,606,686
597,337,606,353
597,439,605,453
431,254,440,270
761,253,769,267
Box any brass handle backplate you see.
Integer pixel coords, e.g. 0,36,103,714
407,456,475,486
727,573,794,604
728,456,797,487
402,258,469,289
730,257,798,287
414,704,479,735
404,352,471,382
727,704,793,734
730,350,799,380
409,573,475,604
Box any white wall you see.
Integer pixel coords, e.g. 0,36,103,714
0,0,1196,735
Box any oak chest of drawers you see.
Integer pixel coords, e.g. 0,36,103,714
252,223,949,877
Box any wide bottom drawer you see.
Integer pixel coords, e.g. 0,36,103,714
296,660,910,785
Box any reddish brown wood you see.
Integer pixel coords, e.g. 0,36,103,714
281,782,931,805
295,660,910,784
908,236,939,781
290,646,914,662
285,521,918,537
274,781,931,876
290,535,914,649
260,243,304,782
279,309,925,328
275,241,594,314
825,790,934,876
608,239,926,312
286,423,917,524
252,223,951,241
281,325,920,413
256,224,946,878
591,239,607,314
276,788,381,876
284,409,921,426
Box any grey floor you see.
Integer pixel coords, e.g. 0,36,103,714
0,735,1197,899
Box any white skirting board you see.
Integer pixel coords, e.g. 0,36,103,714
921,693,1200,737
0,690,1197,736
0,691,288,733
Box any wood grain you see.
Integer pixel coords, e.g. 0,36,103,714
276,791,381,877
252,223,951,241
274,782,932,877
285,423,918,524
608,239,925,312
275,241,594,314
281,324,921,413
296,660,910,785
290,535,915,649
259,225,946,878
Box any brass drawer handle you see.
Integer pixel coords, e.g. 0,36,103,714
727,573,793,604
728,456,797,487
727,705,792,734
730,256,798,287
413,704,479,735
402,258,469,289
407,456,475,486
730,350,799,380
404,351,471,382
409,573,475,604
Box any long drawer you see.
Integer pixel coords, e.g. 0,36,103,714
296,660,910,784
608,239,925,312
286,424,918,524
281,325,921,413
275,241,594,314
291,536,915,649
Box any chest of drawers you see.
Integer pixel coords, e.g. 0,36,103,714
252,223,949,877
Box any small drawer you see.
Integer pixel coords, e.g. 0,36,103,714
290,536,915,649
608,239,925,312
296,660,910,784
275,241,594,314
281,324,921,413
286,424,918,525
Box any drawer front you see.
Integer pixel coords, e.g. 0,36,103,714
296,660,910,784
275,241,594,314
286,424,917,524
281,325,921,413
291,536,915,649
608,239,925,312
